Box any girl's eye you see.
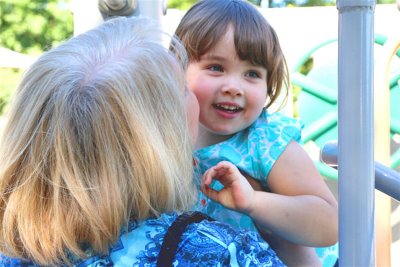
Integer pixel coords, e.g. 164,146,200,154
208,65,223,72
246,70,261,78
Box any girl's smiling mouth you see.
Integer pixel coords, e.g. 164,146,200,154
213,103,243,113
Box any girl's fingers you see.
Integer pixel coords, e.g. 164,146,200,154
202,161,240,189
201,183,219,202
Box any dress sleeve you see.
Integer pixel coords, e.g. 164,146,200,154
252,111,303,185
175,220,286,266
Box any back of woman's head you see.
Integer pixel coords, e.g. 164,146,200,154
0,16,195,265
174,0,289,108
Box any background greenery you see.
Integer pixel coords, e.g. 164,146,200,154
0,0,73,55
0,0,73,115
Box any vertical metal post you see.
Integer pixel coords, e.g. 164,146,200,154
337,0,376,266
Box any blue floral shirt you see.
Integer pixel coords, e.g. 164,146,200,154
193,110,338,267
0,212,285,267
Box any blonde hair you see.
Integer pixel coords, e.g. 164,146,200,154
174,0,289,108
0,16,195,265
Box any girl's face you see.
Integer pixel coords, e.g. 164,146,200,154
186,26,267,136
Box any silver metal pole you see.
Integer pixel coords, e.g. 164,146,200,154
337,0,376,265
321,140,400,201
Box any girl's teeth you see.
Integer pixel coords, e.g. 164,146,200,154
215,104,241,111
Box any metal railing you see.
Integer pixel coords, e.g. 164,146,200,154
321,140,400,201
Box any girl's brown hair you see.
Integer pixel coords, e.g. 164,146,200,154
174,0,289,108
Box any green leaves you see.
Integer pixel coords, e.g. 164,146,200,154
0,0,73,55
0,0,73,115
167,0,197,10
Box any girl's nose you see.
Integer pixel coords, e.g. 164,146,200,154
221,78,243,97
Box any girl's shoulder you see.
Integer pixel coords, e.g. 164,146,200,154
192,110,304,185
258,110,303,131
253,110,303,144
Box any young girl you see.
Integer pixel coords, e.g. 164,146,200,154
173,0,338,266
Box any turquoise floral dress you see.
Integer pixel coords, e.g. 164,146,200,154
193,109,338,267
0,212,285,266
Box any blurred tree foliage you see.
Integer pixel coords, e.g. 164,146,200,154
0,0,73,115
0,0,73,55
168,0,197,10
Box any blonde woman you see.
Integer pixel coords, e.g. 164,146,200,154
0,17,284,266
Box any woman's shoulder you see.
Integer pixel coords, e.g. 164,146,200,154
176,217,285,266
0,254,35,267
0,213,285,267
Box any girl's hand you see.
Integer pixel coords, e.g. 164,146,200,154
201,161,255,213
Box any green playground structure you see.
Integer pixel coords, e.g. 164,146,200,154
291,34,400,179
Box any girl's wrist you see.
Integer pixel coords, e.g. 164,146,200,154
244,190,262,217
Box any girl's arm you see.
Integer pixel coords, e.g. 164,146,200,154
201,140,338,247
246,171,322,267
258,140,338,246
